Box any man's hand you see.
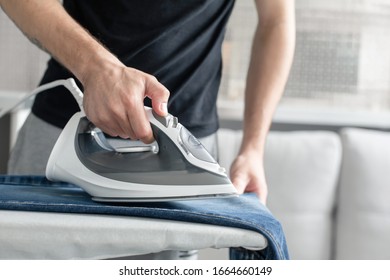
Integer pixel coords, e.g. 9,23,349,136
82,64,170,143
230,151,268,205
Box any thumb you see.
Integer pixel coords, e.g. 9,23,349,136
145,76,170,116
231,173,249,194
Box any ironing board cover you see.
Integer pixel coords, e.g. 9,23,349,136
0,175,289,260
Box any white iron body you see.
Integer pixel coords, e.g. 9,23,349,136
41,79,237,202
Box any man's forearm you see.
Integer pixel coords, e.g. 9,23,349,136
240,1,295,155
1,0,170,141
0,0,121,84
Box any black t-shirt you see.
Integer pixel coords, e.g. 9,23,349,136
32,0,235,138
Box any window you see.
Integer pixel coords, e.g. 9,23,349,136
218,0,390,128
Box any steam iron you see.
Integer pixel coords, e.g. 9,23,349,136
33,78,238,202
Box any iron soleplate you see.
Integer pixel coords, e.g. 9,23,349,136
92,192,238,203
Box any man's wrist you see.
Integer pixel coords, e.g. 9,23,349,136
75,45,123,86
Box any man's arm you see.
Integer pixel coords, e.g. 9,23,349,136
0,0,169,142
230,0,296,204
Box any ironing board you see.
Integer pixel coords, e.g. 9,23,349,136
0,176,288,260
0,210,265,259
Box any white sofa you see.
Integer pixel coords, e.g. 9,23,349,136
216,127,390,260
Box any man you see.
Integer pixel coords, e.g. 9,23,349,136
1,0,294,212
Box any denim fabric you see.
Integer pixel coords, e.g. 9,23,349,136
0,175,289,260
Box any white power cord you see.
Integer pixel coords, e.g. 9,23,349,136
0,78,84,119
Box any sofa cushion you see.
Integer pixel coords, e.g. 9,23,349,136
218,129,342,259
335,128,390,259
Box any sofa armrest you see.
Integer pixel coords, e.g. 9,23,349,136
336,128,390,259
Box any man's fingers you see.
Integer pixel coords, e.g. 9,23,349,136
231,174,248,194
126,106,154,143
145,76,170,116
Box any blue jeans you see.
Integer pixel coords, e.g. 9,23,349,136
0,175,289,260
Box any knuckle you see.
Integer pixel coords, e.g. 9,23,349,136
135,130,148,140
147,74,158,83
118,134,129,139
122,95,137,108
135,127,151,140
162,87,170,98
110,106,123,119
